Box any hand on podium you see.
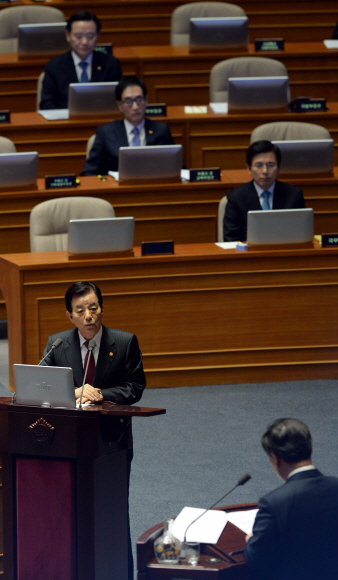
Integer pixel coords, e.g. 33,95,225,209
75,384,103,404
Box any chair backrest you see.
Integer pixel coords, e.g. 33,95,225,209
250,121,331,143
86,135,96,159
36,72,45,111
170,2,246,46
0,136,16,154
30,196,115,252
209,56,288,103
217,195,228,242
0,6,65,53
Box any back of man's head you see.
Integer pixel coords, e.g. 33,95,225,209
247,140,281,167
115,76,147,101
66,11,101,34
261,418,312,463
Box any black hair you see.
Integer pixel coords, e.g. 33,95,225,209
65,281,103,313
66,12,101,34
261,418,312,463
246,140,281,167
115,76,147,101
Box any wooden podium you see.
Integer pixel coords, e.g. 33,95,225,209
0,398,165,580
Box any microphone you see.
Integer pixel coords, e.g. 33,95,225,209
183,473,252,546
38,338,63,366
79,339,96,409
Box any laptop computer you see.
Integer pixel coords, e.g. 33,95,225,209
68,82,119,117
118,144,182,182
189,16,248,51
247,208,314,246
0,152,38,188
272,139,334,175
228,76,289,112
68,216,135,255
18,23,68,58
13,364,75,408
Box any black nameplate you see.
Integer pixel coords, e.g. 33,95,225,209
190,168,221,182
289,97,327,113
95,44,113,56
145,104,167,117
255,38,284,52
0,110,10,123
45,174,77,189
322,234,338,247
141,240,174,256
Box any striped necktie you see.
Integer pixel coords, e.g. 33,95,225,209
79,61,89,82
83,339,95,385
261,190,271,210
131,126,141,146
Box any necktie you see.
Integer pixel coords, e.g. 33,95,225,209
83,340,95,385
261,190,271,210
79,61,89,83
131,126,140,147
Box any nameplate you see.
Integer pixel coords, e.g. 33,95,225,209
322,234,338,247
45,174,77,189
289,97,327,113
94,44,112,56
141,240,174,256
0,110,10,123
145,104,167,117
190,168,221,182
255,38,284,52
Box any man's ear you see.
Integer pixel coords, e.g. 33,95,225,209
246,163,252,178
66,310,73,323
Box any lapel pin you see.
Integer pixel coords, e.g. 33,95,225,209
97,66,102,70
109,352,114,357
149,130,153,134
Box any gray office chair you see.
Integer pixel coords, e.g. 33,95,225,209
0,136,16,153
250,121,331,143
86,135,96,159
30,196,115,252
170,2,246,46
36,72,45,111
0,6,65,53
209,56,289,103
217,195,228,242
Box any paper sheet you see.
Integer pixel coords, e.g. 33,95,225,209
108,170,190,181
209,102,228,114
323,40,338,49
37,109,69,120
216,242,238,249
226,509,258,534
172,506,227,544
184,106,208,114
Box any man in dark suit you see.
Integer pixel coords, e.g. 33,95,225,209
223,140,306,241
39,11,122,110
81,75,176,175
244,418,338,580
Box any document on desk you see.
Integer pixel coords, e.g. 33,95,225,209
226,509,258,534
37,109,69,120
172,506,228,543
209,102,228,114
323,40,338,49
108,170,190,181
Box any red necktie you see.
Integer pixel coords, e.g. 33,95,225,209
84,340,96,385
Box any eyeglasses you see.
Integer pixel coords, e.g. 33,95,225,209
120,96,145,107
252,163,277,170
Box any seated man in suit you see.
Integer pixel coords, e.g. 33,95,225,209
39,11,122,110
81,75,176,175
244,418,338,580
223,140,306,241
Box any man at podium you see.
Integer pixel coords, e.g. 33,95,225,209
244,418,338,580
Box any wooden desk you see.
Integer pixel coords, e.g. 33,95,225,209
1,42,338,111
0,243,337,390
137,503,256,579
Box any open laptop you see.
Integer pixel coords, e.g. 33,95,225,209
118,144,182,182
18,23,68,58
68,82,119,117
68,216,135,255
272,139,334,175
247,208,314,246
189,16,248,51
0,152,38,188
13,364,75,408
228,76,290,112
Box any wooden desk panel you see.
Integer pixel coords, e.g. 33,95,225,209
0,244,338,390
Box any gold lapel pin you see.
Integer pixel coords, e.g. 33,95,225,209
109,352,114,357
97,66,102,70
148,130,153,134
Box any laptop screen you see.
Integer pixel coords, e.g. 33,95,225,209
0,152,38,188
68,82,119,117
18,23,68,58
13,364,75,408
272,139,334,174
247,208,314,246
189,17,248,51
228,76,289,112
118,144,182,182
68,216,135,255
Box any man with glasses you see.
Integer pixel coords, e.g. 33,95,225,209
223,140,305,241
81,75,176,175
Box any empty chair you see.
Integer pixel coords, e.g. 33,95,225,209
0,136,16,153
0,6,65,53
209,56,288,102
86,135,96,159
30,196,115,252
36,72,45,111
170,2,246,46
217,195,228,242
250,121,331,143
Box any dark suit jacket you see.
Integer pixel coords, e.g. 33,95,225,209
223,179,306,241
42,324,146,405
80,117,176,175
244,469,338,580
39,50,122,110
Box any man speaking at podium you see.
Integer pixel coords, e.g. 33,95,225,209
244,418,338,580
